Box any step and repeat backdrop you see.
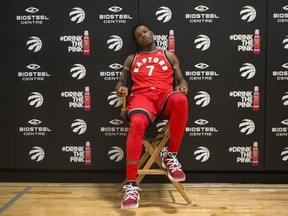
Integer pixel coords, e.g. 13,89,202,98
1,0,287,172
265,0,288,171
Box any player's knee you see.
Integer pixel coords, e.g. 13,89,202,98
130,114,148,132
171,94,188,110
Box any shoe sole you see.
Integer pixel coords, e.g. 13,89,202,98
120,195,140,209
121,203,139,209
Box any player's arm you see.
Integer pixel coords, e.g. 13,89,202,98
166,51,188,95
115,55,134,97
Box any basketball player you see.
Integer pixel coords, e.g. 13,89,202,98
115,24,189,209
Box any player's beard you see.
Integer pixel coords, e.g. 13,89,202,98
142,38,154,50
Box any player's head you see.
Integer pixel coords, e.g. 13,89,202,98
132,23,154,49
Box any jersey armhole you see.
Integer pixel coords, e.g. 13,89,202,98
164,50,173,67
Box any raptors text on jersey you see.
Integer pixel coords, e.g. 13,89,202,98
130,49,173,92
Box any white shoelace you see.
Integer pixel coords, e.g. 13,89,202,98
123,184,141,201
165,152,182,173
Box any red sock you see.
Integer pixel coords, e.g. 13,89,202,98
126,163,138,181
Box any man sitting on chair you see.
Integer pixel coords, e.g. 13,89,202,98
115,23,189,209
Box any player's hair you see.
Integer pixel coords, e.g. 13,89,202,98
132,23,152,40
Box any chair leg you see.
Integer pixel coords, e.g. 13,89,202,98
170,180,192,205
119,122,192,205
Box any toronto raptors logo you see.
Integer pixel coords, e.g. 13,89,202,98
133,57,168,73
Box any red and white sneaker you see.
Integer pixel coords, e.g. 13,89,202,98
121,183,141,209
162,152,186,182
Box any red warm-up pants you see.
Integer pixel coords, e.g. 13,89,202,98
125,90,188,182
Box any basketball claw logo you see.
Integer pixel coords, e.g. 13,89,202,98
239,119,255,135
194,146,210,162
70,64,86,80
69,7,85,23
108,146,124,162
28,92,44,108
194,91,210,107
29,146,45,162
107,35,123,51
281,147,288,162
156,120,168,132
71,119,87,135
283,35,288,49
194,35,210,51
156,6,172,23
108,91,122,107
240,6,256,22
282,92,288,106
240,63,256,79
27,36,42,52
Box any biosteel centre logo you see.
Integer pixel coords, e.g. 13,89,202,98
273,5,288,23
28,92,44,108
100,119,129,137
27,36,42,52
186,119,219,137
100,63,122,81
19,119,52,136
16,7,49,25
271,119,288,137
272,63,288,80
239,119,255,135
185,5,219,23
194,35,211,51
240,63,256,79
194,146,210,162
70,64,86,80
29,146,45,162
69,7,85,23
194,91,210,107
156,6,172,23
99,6,133,24
240,6,256,22
18,63,50,81
185,62,219,81
108,146,124,162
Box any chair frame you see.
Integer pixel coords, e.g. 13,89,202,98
119,69,192,205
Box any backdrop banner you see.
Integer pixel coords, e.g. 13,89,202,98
0,0,14,169
1,0,286,171
265,0,288,170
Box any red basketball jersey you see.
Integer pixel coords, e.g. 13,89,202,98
130,49,173,93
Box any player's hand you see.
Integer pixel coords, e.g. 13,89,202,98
118,86,128,96
176,85,188,95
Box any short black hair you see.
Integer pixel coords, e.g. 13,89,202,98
132,23,152,40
